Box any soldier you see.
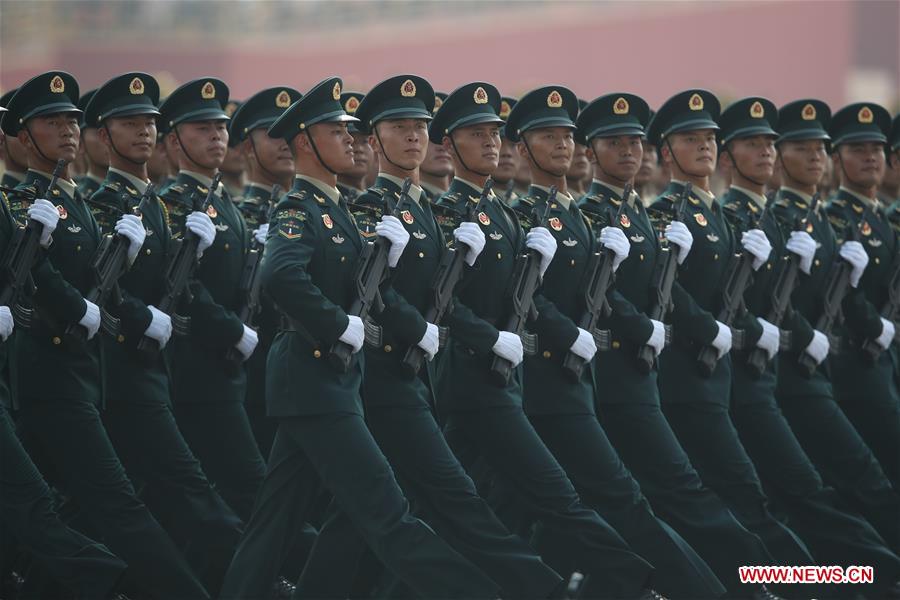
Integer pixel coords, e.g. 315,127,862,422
565,99,591,198
148,129,173,187
645,90,817,575
493,96,521,205
824,102,900,490
577,93,779,597
158,78,266,521
434,84,658,599
883,114,900,208
219,100,245,200
76,88,108,199
420,92,454,202
716,97,900,595
503,86,725,599
84,72,246,595
335,90,371,203
220,76,501,600
771,100,900,553
1,70,209,598
0,89,28,189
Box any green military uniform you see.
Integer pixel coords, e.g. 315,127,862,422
220,77,500,600
75,88,104,199
504,87,725,599
577,94,777,596
82,73,244,594
1,71,209,598
646,90,816,572
716,98,900,591
229,86,301,460
157,79,265,522
823,103,900,492
433,85,655,599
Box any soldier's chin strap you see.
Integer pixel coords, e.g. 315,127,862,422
834,150,873,195
304,129,338,176
249,133,283,185
521,135,568,180
373,126,414,175
23,124,61,169
724,144,768,188
101,124,148,167
448,132,491,178
174,125,220,172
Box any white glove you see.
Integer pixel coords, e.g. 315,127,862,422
599,226,630,272
185,211,216,257
570,327,598,362
492,331,524,367
755,317,780,361
785,231,816,275
839,241,868,288
0,306,13,342
114,214,146,264
234,324,259,361
741,229,772,271
27,198,60,248
803,329,830,365
648,319,666,358
711,320,733,360
143,305,172,349
417,322,440,361
78,300,101,340
525,227,557,278
339,315,365,354
375,215,410,268
253,223,269,246
875,318,895,351
664,220,693,265
453,222,485,266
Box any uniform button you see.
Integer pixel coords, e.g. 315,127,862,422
384,345,392,353
497,252,502,260
570,259,575,266
224,243,230,250
52,336,61,345
340,256,346,262
117,334,125,343
814,259,821,267
767,263,772,270
542,350,551,358
145,248,151,255
714,254,719,260
612,340,621,349
313,350,322,358
418,251,424,258
75,245,81,252
875,257,880,265
639,254,644,261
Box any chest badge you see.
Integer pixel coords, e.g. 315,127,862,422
401,210,414,225
206,205,218,218
693,213,708,227
215,223,229,232
66,224,81,233
548,217,563,231
619,214,631,228
322,214,334,229
806,221,814,233
629,234,645,243
412,230,426,240
489,231,503,241
860,221,872,237
332,234,345,244
562,238,578,247
56,205,68,220
867,238,882,248
478,212,491,226
706,233,719,242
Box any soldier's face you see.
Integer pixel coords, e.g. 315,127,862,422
247,129,294,177
519,127,574,177
444,123,500,176
885,149,900,190
0,131,29,170
308,122,355,172
835,142,885,188
81,127,109,168
101,115,156,164
341,132,374,178
665,129,716,177
148,141,169,180
494,137,519,183
635,141,658,187
567,142,591,181
173,120,228,168
371,119,428,170
19,112,80,163
726,135,776,184
777,140,826,187
420,142,454,178
589,135,643,183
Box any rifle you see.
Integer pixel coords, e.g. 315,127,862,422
860,252,900,362
561,184,631,382
797,207,870,377
328,178,412,373
135,173,221,359
0,159,67,327
636,183,692,374
64,184,156,345
489,186,556,386
745,193,819,377
400,178,492,377
223,184,280,371
695,209,760,376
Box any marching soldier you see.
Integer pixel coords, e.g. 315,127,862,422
84,72,246,595
0,89,28,189
771,100,900,553
883,114,900,209
420,92,453,202
158,78,266,521
220,76,501,600
824,102,900,489
434,84,658,599
504,86,725,599
493,96,521,205
1,70,209,598
219,99,246,200
577,93,779,597
75,88,107,199
148,129,173,187
716,97,900,594
565,99,591,198
335,90,371,203
646,90,817,575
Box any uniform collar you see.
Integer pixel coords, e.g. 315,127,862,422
730,184,767,210
29,168,76,198
533,183,574,209
672,179,715,208
780,186,815,205
420,181,446,198
296,174,340,206
591,178,637,207
838,186,880,210
107,167,149,195
379,171,424,205
452,176,496,201
180,170,222,197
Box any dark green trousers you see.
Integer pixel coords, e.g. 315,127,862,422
220,413,500,600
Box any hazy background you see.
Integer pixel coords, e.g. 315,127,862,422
1,0,898,111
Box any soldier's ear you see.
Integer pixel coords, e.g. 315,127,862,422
16,129,30,150
441,136,452,153
516,140,528,159
585,142,597,165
